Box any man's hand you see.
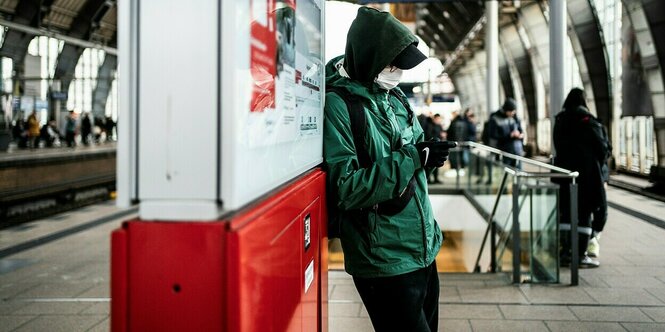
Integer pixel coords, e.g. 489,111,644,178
415,140,456,168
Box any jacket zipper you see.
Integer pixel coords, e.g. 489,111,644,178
414,191,428,264
384,93,399,148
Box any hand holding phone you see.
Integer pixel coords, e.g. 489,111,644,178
415,140,456,168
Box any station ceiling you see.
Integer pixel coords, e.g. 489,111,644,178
0,0,116,47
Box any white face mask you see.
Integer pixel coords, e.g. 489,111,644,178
375,66,403,90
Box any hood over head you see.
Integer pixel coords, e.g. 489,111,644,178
343,7,421,83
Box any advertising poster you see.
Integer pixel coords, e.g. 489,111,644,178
249,0,322,147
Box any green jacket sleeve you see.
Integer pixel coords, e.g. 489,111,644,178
323,93,422,211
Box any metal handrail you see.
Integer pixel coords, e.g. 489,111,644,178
457,141,579,178
457,143,580,286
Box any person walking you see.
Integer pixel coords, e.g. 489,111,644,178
553,88,610,268
323,7,453,332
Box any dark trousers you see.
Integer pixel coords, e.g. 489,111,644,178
352,261,439,332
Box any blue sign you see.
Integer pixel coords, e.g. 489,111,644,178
51,91,68,100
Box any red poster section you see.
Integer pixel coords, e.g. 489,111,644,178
250,0,277,112
111,169,328,332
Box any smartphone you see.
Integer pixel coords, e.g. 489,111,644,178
438,141,458,149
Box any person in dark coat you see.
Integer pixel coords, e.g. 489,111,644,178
488,98,524,168
587,123,612,258
448,109,477,170
553,88,610,268
81,113,92,146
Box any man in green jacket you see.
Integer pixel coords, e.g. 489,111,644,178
323,7,453,332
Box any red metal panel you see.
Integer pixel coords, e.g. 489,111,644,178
127,221,227,332
111,224,128,332
227,169,326,332
319,187,329,332
110,169,327,332
301,200,321,332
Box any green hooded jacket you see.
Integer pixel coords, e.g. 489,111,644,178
323,7,442,278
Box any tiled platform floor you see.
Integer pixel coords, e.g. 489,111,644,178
1,186,664,331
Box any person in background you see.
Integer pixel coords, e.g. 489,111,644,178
488,98,524,168
323,7,453,331
448,108,477,171
428,113,445,184
553,88,609,268
81,112,92,146
12,114,27,148
104,116,115,142
26,111,40,149
587,123,612,258
65,111,77,147
40,119,62,147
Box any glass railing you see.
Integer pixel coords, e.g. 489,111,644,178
449,142,580,285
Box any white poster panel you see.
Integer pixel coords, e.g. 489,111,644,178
221,0,324,211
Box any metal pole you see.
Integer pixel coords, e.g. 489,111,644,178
569,183,579,286
512,176,521,283
486,0,500,114
550,0,566,156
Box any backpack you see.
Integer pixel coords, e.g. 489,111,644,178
325,86,417,239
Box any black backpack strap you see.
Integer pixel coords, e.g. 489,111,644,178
326,86,372,168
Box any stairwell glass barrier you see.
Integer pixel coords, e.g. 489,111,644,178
448,142,579,285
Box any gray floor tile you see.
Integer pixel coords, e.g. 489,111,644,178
519,285,596,304
439,319,471,332
619,254,665,267
458,286,528,303
329,285,362,302
440,279,486,288
440,304,502,320
76,284,109,298
0,315,36,332
545,321,628,332
569,306,653,322
80,302,110,315
621,322,665,332
641,307,665,323
12,302,92,315
440,286,461,302
584,288,664,305
15,282,97,298
0,300,30,315
13,315,105,332
498,304,577,320
469,319,549,332
646,288,665,304
618,267,665,278
0,282,39,300
329,302,361,317
329,317,374,332
601,276,665,289
87,318,109,332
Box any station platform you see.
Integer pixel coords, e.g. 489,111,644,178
0,144,117,226
1,186,664,331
